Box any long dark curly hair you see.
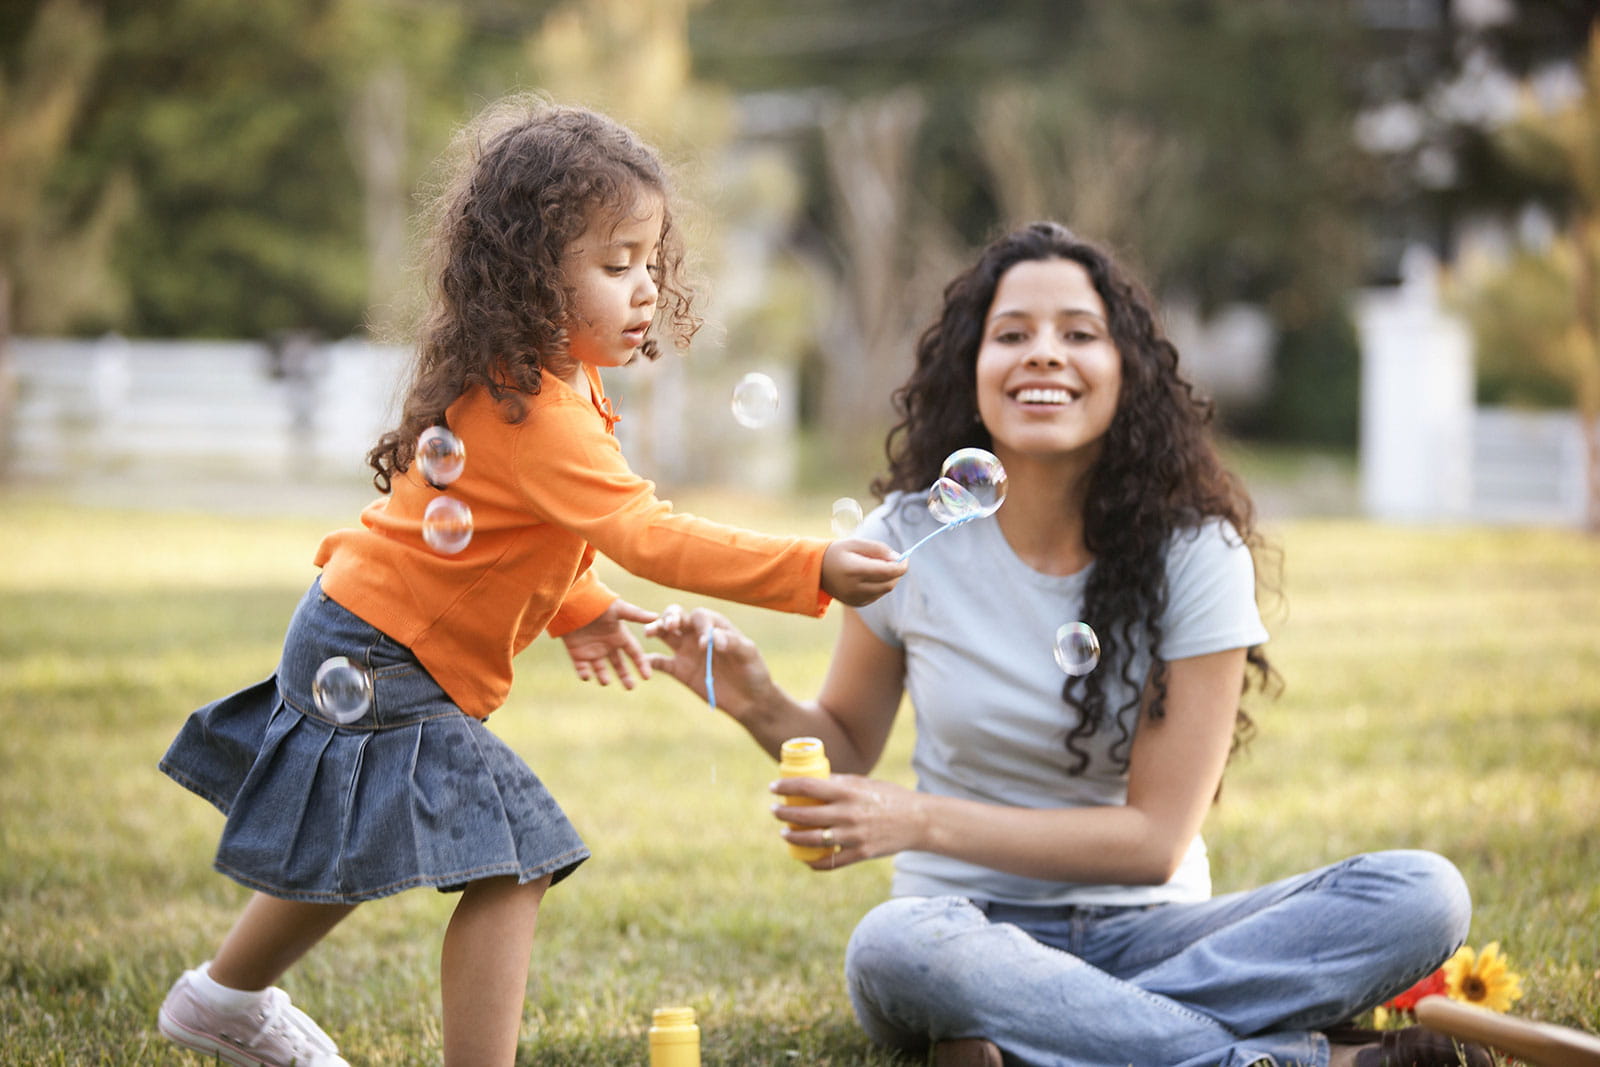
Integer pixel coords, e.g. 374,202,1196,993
872,221,1279,777
367,96,701,491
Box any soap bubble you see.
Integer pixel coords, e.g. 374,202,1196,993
731,372,780,428
939,448,1007,518
423,495,474,555
900,449,1009,561
927,476,982,524
313,656,372,724
416,425,466,488
831,497,864,537
1053,622,1101,676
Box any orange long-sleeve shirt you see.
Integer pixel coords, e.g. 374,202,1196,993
315,365,830,718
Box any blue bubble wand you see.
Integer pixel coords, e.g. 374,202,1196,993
704,638,717,710
895,513,979,561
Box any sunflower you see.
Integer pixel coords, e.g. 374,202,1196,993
1443,941,1524,1013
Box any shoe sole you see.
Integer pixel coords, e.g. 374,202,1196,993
158,1005,276,1067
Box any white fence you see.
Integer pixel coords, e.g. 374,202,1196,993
2,332,1592,526
1470,407,1592,527
2,335,798,507
7,335,403,485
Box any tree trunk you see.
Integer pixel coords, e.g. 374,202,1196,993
1575,215,1600,533
350,66,409,337
0,271,13,484
814,90,963,474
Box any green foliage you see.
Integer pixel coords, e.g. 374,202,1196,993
1455,246,1581,408
1237,307,1363,446
0,0,131,335
695,0,1374,324
55,0,510,340
85,0,377,337
2,491,1597,1063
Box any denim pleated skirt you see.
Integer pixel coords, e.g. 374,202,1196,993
159,578,589,903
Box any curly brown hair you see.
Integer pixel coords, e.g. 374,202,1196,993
872,221,1279,777
367,96,701,491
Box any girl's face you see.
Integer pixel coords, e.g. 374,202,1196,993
974,257,1122,468
559,193,664,384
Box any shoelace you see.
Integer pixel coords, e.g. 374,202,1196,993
251,989,337,1060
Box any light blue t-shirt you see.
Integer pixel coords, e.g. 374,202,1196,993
855,491,1269,906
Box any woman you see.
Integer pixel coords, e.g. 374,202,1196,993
645,222,1487,1067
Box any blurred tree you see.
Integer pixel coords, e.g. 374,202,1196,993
0,0,132,479
0,0,132,335
691,0,1378,451
1461,22,1600,531
59,0,514,340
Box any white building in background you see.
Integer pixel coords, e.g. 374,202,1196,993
1356,246,1590,528
1357,248,1475,523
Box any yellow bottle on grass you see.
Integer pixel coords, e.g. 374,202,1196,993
778,736,831,862
649,1006,700,1067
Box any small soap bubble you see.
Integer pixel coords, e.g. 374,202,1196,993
831,497,864,537
1053,622,1101,676
423,495,474,555
416,425,466,488
940,447,1008,518
731,372,780,429
313,656,372,724
927,476,981,525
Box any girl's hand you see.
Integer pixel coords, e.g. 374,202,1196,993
820,539,907,607
769,773,926,872
559,598,657,688
643,605,777,720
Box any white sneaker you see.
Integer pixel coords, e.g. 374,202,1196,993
158,967,350,1067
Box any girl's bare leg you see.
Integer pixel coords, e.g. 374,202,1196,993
208,892,358,991
440,874,550,1067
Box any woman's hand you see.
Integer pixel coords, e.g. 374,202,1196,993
558,597,657,688
643,604,777,720
769,773,927,872
820,539,908,607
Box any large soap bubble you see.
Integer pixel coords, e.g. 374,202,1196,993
831,497,864,537
313,656,373,724
1053,622,1101,677
899,448,1008,561
417,425,466,489
730,372,780,429
422,495,474,555
938,447,1007,518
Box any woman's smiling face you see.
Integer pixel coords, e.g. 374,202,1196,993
974,256,1122,467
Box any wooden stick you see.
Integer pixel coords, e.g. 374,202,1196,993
1415,996,1600,1067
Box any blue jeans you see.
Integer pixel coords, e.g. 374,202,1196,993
844,850,1470,1067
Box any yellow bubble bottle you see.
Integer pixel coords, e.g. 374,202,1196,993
778,736,831,862
649,1006,700,1067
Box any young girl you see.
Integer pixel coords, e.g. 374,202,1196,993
155,96,905,1067
645,222,1489,1067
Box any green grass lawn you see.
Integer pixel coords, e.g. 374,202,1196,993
2,490,1597,1065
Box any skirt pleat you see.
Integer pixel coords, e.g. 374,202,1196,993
159,580,589,904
